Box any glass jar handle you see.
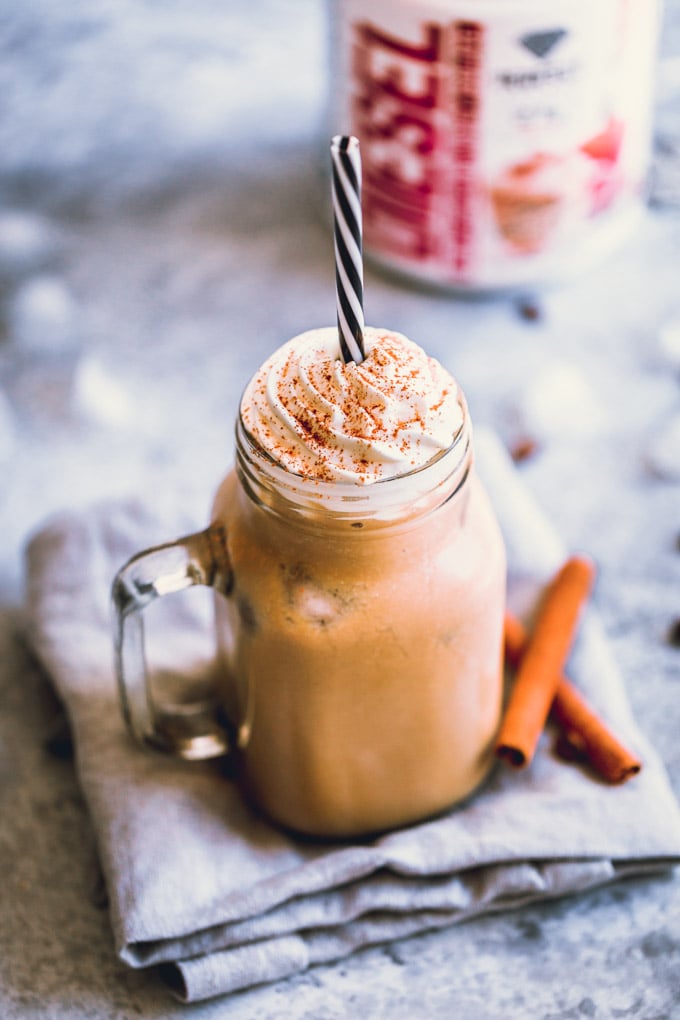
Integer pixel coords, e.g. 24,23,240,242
111,524,233,760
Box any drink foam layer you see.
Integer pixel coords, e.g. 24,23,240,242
240,327,463,483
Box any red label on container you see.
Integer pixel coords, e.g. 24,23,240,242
451,20,483,275
353,20,443,261
336,0,658,289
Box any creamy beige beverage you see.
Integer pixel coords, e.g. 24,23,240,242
114,326,506,837
210,327,506,837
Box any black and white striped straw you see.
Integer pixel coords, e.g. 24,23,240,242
330,134,365,364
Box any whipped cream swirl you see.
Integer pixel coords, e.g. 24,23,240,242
240,327,464,483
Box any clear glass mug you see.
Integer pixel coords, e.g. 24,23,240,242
112,395,506,838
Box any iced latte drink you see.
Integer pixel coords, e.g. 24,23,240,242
212,327,506,836
114,326,506,838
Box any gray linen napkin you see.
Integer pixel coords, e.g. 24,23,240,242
23,430,680,1003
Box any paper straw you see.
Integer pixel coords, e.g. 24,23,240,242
331,135,365,364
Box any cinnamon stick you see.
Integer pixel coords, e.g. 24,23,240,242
496,556,595,768
503,611,641,784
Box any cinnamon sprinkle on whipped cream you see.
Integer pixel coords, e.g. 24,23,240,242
240,327,463,483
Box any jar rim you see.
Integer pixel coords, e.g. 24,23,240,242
234,391,473,524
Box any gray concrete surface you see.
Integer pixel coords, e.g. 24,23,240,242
1,2,679,1016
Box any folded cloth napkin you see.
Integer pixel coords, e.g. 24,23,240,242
23,430,680,1003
